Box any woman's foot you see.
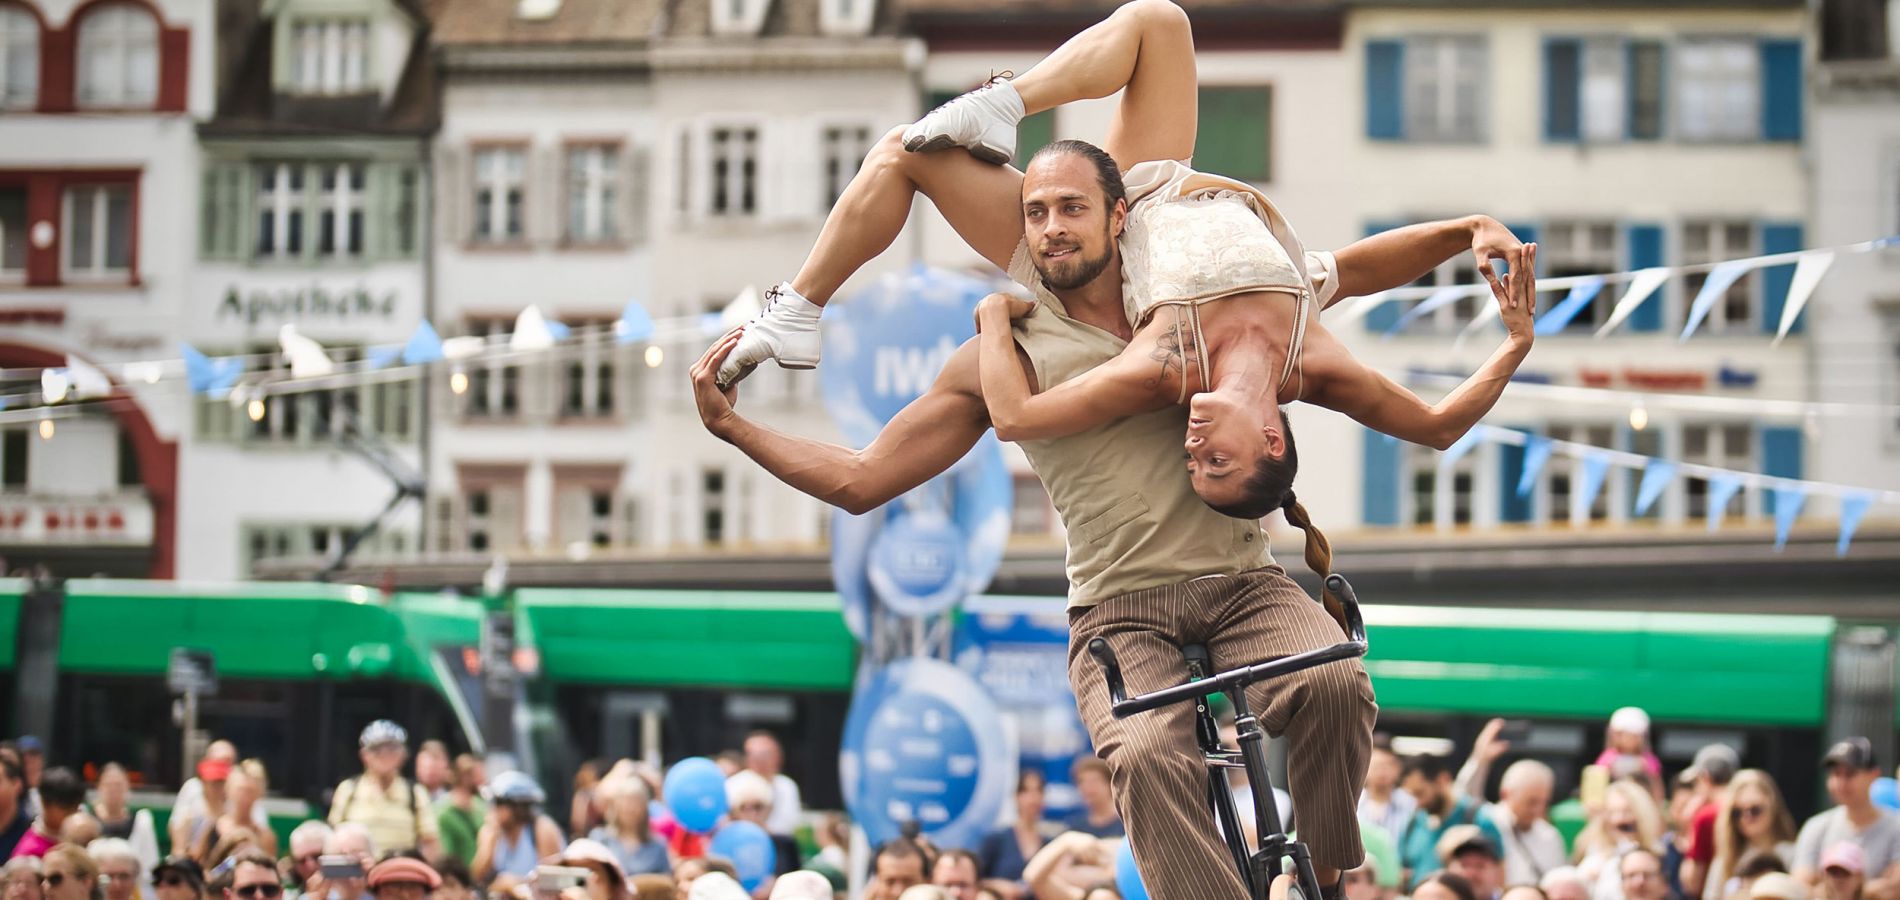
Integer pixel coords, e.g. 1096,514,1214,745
715,283,824,388
902,76,1026,166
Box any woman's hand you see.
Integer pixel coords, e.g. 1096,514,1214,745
975,293,1036,332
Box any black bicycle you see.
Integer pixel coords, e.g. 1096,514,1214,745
1088,573,1370,900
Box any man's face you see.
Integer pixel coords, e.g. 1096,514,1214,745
1823,866,1863,900
370,883,426,900
932,857,977,900
1021,154,1120,292
1401,770,1441,809
1619,851,1666,900
362,744,405,778
1365,749,1401,793
1503,778,1552,825
1342,867,1378,900
744,736,781,777
1077,771,1113,811
290,835,325,879
1827,765,1877,807
1016,778,1045,823
100,861,138,900
226,864,281,900
415,749,448,787
871,855,924,900
1449,852,1502,899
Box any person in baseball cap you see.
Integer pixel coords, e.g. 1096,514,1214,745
367,858,441,900
1792,737,1894,887
328,722,438,858
1437,825,1504,900
153,857,206,893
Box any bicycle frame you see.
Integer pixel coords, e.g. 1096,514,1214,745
1089,573,1371,900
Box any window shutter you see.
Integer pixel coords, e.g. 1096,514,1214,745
436,144,465,244
1365,40,1405,140
200,166,221,259
624,143,649,247
1505,223,1540,272
1015,109,1057,169
1544,39,1582,142
1759,39,1802,142
364,162,392,260
1362,222,1406,332
1499,426,1532,523
1625,40,1666,140
1624,224,1665,332
1194,87,1271,183
1759,426,1803,515
529,144,558,246
1758,222,1805,335
1362,428,1402,526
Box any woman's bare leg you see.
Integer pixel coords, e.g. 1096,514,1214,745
1012,0,1200,168
789,127,1025,307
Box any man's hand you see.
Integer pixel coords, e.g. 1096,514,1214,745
974,293,1036,332
1471,216,1531,310
691,330,744,439
1475,717,1513,763
1498,242,1538,345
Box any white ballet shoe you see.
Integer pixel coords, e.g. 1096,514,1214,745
716,282,823,388
903,74,1025,166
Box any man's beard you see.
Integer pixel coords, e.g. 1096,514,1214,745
1033,236,1114,290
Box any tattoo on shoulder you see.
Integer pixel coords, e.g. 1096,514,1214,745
1146,322,1194,390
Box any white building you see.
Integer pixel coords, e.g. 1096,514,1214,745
0,0,215,577
425,0,920,559
1810,0,1900,512
183,0,436,578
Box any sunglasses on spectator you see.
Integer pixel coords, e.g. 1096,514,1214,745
1737,805,1767,818
235,886,283,899
157,876,194,889
1614,822,1638,834
41,875,72,888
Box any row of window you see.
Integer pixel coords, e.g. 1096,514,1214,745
0,179,136,284
1364,219,1806,337
0,1,163,110
1365,35,1802,144
1364,421,1803,529
196,348,418,444
242,520,409,575
452,142,651,247
199,160,423,263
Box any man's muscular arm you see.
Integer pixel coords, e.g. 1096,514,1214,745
1330,215,1529,312
691,330,991,516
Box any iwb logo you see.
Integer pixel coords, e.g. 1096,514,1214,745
874,335,961,400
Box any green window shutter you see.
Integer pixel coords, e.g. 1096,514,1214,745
367,162,396,260
200,167,220,259
1014,109,1057,168
1194,86,1271,182
228,164,253,261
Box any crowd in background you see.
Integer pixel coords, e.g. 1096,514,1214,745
0,705,1889,900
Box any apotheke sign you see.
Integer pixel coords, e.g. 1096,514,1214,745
216,283,401,326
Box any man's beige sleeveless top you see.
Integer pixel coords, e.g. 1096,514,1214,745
1007,298,1274,609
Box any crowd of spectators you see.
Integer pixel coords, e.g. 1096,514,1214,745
0,705,1891,900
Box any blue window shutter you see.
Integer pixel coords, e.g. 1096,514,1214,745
1624,224,1665,332
1759,222,1804,335
1760,426,1803,514
1499,429,1531,522
1362,429,1401,526
1504,224,1540,274
1363,222,1406,331
1544,39,1582,142
1760,39,1802,142
1366,40,1405,141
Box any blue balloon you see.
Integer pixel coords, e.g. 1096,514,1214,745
709,820,777,892
662,757,728,833
1873,776,1899,812
1115,839,1150,900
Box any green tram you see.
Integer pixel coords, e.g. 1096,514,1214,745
0,579,1889,848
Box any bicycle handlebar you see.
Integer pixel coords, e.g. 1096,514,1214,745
1093,573,1370,719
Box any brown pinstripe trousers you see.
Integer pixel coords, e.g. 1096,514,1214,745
1067,567,1378,900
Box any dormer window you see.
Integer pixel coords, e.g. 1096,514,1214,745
710,0,768,36
0,4,38,110
292,18,370,95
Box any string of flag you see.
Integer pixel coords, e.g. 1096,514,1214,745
1327,235,1898,346
1423,424,1894,556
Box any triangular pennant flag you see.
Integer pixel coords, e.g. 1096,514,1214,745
1772,487,1807,550
403,320,445,365
1680,260,1755,341
39,369,70,403
1385,286,1472,337
511,306,559,351
1595,268,1671,338
1516,435,1554,498
1534,276,1607,337
1439,426,1487,467
279,324,335,379
1578,454,1613,514
1773,251,1835,346
545,319,572,342
1837,492,1874,557
615,300,656,345
65,356,112,399
181,343,243,397
1635,460,1678,517
1705,475,1746,532
366,346,406,370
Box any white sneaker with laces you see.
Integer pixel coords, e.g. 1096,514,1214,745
903,75,1026,166
717,283,823,388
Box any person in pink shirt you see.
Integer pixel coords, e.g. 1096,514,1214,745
1596,708,1663,782
10,770,82,860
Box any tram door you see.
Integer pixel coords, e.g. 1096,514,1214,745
1831,626,1897,769
600,691,668,768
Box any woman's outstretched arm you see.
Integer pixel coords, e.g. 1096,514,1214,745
1328,215,1530,310
1308,245,1537,448
975,294,1164,442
